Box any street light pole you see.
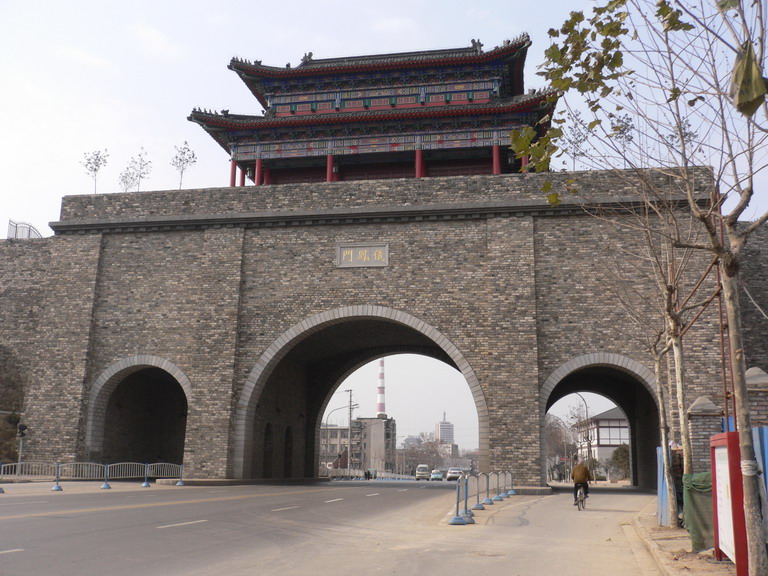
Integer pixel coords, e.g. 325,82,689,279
574,392,593,479
345,389,354,478
324,405,349,471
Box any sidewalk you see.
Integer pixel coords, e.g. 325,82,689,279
633,498,735,576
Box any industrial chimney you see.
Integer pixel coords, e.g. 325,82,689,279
376,358,387,418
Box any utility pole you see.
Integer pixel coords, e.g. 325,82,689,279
575,393,592,480
346,389,353,478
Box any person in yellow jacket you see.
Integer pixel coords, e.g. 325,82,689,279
571,460,592,505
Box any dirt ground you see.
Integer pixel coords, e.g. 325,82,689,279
638,514,736,576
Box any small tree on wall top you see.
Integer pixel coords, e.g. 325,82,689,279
171,141,197,189
81,149,109,194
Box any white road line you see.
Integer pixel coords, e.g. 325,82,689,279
324,498,344,503
0,500,48,506
0,549,24,555
156,519,208,529
271,506,300,512
397,489,408,492
365,493,380,497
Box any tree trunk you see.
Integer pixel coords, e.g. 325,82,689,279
655,352,678,525
669,330,693,474
720,266,768,576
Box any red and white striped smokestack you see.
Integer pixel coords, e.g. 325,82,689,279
376,358,386,417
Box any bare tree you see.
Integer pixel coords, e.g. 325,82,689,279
118,167,137,193
81,149,109,194
124,147,152,192
512,1,768,571
171,141,197,189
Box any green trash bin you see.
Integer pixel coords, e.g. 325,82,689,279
682,472,713,552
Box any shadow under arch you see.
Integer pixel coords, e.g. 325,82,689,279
541,353,659,489
234,306,488,479
85,355,192,460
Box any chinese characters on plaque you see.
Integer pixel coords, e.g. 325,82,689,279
336,243,389,268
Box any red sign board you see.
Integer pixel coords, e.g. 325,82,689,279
710,432,748,576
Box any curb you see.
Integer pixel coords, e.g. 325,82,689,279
633,502,671,575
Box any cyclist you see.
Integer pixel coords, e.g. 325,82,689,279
571,459,592,506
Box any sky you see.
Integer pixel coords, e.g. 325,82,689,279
0,0,592,238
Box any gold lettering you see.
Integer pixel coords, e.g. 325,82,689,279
357,249,370,262
342,249,353,262
373,249,385,261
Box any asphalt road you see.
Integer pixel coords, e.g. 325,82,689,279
0,480,660,576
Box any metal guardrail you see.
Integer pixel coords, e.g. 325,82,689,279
0,461,57,478
449,471,517,525
323,468,413,481
0,461,185,492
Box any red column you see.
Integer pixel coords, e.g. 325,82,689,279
263,167,271,185
254,159,263,186
229,158,237,187
521,155,529,170
326,154,334,183
415,149,424,178
239,167,245,187
492,144,501,175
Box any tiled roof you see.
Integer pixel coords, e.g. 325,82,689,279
229,35,531,78
189,89,556,131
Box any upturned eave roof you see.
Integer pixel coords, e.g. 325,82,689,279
189,89,556,134
229,35,531,107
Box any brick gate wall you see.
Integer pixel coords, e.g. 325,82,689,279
1,169,764,484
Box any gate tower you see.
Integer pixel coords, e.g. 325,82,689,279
188,36,556,185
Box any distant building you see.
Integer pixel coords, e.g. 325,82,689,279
319,424,349,469
573,407,629,464
435,412,454,444
352,416,397,473
402,436,422,449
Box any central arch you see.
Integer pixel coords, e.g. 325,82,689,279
233,306,487,479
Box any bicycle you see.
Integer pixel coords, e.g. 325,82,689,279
576,484,587,511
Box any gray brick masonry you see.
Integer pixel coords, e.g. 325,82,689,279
1,168,765,486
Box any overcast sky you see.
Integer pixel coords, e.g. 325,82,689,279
0,0,593,238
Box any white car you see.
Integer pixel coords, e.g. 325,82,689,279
415,464,430,480
445,467,464,481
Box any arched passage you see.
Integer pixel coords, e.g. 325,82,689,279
541,353,659,489
86,355,191,463
233,306,487,479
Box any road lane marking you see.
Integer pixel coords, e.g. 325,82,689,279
157,519,208,529
397,489,408,492
0,549,24,555
271,506,300,512
366,493,380,497
0,486,343,521
0,500,48,506
324,498,344,503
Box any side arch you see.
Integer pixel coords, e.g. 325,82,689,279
540,352,656,416
85,355,193,460
233,306,488,478
540,352,659,488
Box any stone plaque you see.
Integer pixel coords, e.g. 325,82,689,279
336,243,389,268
